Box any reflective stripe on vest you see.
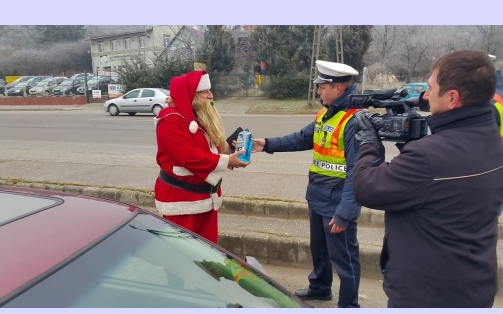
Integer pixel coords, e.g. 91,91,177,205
310,108,357,178
494,101,503,138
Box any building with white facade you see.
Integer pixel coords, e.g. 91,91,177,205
88,26,182,73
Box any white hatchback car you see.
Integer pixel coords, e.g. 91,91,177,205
104,88,169,116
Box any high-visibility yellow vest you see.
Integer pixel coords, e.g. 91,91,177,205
310,108,357,178
494,100,503,138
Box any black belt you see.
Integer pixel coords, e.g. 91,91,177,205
159,170,221,194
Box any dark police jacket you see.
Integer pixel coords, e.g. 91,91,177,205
264,85,361,227
353,104,503,307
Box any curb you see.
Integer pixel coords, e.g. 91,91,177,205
3,178,502,233
0,178,386,226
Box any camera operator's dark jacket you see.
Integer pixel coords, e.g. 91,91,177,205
263,84,360,227
353,104,503,307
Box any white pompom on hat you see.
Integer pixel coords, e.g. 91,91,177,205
196,73,211,92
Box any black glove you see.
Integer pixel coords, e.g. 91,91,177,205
354,111,380,147
226,127,244,152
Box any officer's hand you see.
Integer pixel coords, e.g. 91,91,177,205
354,110,380,147
228,149,250,169
329,217,346,234
252,139,265,152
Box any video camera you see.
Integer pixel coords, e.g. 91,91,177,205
349,88,430,142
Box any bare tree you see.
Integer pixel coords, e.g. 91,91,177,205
389,26,432,82
475,25,503,56
372,25,398,64
0,41,91,76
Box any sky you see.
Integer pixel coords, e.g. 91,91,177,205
2,0,501,25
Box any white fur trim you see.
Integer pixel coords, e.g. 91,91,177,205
189,121,198,134
203,133,218,154
172,166,194,176
196,74,211,92
155,112,187,127
205,154,229,186
155,194,222,216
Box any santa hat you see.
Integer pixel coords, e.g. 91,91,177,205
169,71,211,133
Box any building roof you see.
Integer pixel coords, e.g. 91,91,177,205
88,28,153,40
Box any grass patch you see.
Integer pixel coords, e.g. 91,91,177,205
244,98,387,115
245,98,323,114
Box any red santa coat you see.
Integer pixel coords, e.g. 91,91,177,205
154,71,229,216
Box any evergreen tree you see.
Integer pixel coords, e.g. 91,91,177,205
196,26,236,75
249,25,314,75
322,26,373,81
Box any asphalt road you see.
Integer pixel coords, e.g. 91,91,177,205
0,110,400,201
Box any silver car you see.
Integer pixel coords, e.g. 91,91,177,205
104,88,169,116
29,77,67,96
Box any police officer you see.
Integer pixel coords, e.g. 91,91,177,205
252,60,361,308
491,72,503,137
488,54,503,137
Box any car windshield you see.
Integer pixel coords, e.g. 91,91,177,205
13,83,28,87
86,79,99,85
9,78,24,85
35,81,51,87
59,80,74,86
3,213,302,308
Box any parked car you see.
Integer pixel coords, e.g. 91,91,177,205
21,76,53,94
29,77,67,96
70,73,94,81
6,76,33,89
397,82,428,100
77,76,112,95
52,79,86,96
110,76,121,83
104,88,170,116
0,185,308,308
7,82,30,96
0,81,5,95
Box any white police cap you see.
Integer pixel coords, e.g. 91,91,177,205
488,54,496,61
313,60,359,84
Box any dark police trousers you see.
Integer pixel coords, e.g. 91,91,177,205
308,209,360,308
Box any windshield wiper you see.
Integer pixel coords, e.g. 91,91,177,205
128,224,194,240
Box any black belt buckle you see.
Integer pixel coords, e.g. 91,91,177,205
211,179,222,194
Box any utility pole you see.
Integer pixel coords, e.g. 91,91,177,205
307,26,344,106
335,26,344,63
307,25,322,106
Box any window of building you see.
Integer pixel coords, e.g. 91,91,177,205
163,34,171,47
124,38,131,50
98,41,105,53
111,40,118,51
139,36,146,48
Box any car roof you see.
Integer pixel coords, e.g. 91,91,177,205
0,186,138,299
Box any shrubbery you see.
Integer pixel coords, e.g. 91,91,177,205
266,71,310,99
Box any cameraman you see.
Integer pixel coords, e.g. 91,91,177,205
352,50,503,308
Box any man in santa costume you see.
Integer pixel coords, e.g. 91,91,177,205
154,70,250,244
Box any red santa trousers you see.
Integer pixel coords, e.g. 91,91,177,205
163,210,218,244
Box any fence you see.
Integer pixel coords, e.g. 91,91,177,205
213,72,270,97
